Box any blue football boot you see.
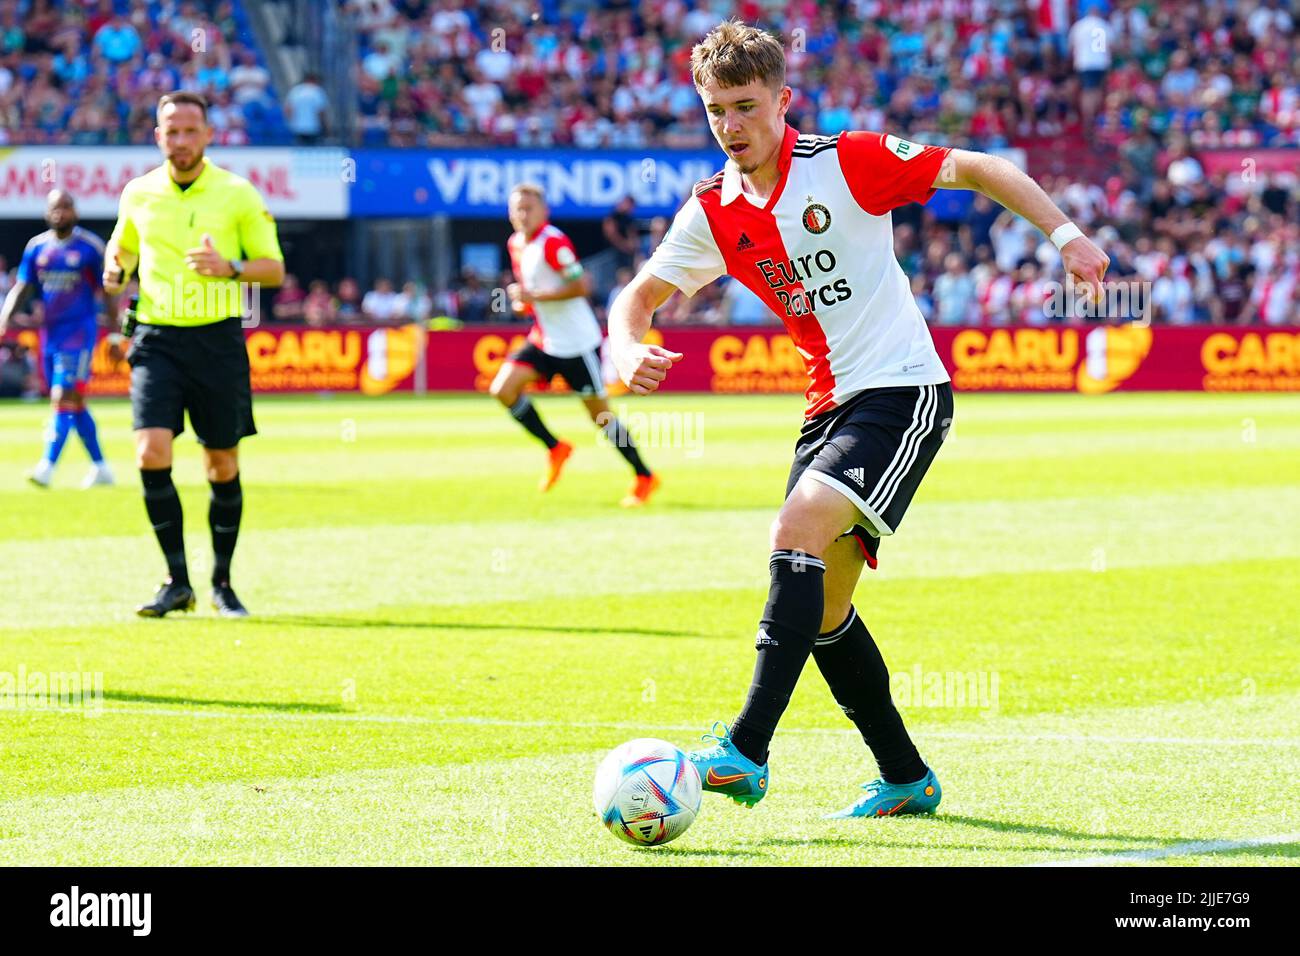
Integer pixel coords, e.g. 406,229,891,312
686,721,769,808
826,766,942,819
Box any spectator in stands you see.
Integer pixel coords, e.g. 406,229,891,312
933,253,978,326
272,274,307,322
302,280,337,327
362,278,401,322
92,12,141,65
229,46,272,107
286,73,330,145
455,270,492,323
0,342,36,399
394,281,432,322
1069,1,1114,127
335,277,363,320
602,196,639,271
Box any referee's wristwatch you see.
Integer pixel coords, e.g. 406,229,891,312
228,259,244,278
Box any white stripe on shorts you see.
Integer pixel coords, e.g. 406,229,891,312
866,384,936,516
580,348,606,397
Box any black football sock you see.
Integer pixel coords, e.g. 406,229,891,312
729,549,825,765
508,395,558,449
209,473,243,587
601,416,652,477
813,606,927,784
140,467,188,587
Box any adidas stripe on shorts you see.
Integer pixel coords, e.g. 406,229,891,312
785,382,954,548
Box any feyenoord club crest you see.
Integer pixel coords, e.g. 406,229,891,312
802,201,831,234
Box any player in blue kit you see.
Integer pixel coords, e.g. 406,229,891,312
0,191,118,488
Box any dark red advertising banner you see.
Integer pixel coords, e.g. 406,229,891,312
10,324,1298,396
432,324,1300,395
6,324,425,396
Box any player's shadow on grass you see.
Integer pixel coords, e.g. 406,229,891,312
760,814,1181,852
102,690,346,714
245,614,704,638
925,814,1171,846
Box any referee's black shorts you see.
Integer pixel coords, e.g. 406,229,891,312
127,317,256,448
785,382,953,568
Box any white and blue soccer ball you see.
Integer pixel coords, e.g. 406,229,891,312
593,738,702,847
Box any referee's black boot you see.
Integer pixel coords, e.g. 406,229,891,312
136,580,196,618
211,582,250,619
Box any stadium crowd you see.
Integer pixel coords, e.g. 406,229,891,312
0,0,288,144
344,0,1298,152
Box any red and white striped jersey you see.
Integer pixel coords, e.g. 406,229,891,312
646,125,951,418
507,222,602,357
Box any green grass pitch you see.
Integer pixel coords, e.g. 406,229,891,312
0,390,1296,866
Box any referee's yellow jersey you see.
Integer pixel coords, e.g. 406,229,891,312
109,157,283,326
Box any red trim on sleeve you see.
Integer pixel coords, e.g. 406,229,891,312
541,230,578,272
838,131,951,216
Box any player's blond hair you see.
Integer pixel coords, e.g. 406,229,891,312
690,20,786,93
510,182,547,205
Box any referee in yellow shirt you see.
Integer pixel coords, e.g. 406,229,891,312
104,91,284,618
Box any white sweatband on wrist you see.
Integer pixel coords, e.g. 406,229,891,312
1050,221,1084,251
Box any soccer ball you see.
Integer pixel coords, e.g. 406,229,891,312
593,738,702,847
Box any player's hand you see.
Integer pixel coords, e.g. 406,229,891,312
184,234,233,278
1061,235,1110,306
614,343,684,395
506,282,533,307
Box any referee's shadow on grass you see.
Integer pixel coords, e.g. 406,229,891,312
102,690,345,714
242,615,704,638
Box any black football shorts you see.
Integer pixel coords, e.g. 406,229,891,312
128,317,256,448
508,341,606,398
785,382,953,567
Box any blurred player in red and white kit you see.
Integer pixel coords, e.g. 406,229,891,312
490,183,659,506
609,20,1110,818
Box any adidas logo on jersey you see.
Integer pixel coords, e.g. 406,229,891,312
736,232,755,251
843,467,866,488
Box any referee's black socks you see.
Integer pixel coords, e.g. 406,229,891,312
209,474,243,587
813,606,928,784
140,467,188,587
729,549,825,765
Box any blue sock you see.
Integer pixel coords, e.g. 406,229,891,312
73,408,104,463
44,411,76,465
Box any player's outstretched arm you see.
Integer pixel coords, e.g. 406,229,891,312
0,280,34,336
936,150,1111,300
516,273,591,304
608,270,683,395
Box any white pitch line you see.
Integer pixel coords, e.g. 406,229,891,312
17,705,1300,748
1029,832,1300,867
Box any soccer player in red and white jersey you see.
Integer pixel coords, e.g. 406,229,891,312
609,21,1110,817
490,184,659,506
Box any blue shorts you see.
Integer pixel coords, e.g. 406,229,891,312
44,347,93,394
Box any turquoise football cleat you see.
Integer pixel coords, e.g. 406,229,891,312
687,721,770,808
826,767,942,819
